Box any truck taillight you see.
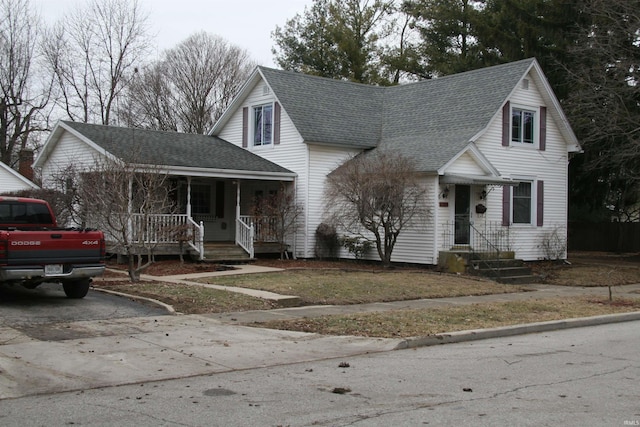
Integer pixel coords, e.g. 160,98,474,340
100,237,106,260
0,240,6,263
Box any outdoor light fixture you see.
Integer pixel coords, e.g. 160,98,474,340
441,186,450,199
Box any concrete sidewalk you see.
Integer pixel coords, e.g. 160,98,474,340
1,266,639,400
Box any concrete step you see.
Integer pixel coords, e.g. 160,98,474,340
195,244,251,262
470,258,541,284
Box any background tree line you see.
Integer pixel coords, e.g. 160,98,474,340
2,0,638,223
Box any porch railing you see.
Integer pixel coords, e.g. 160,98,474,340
236,217,254,258
238,215,279,242
130,213,205,260
440,221,511,253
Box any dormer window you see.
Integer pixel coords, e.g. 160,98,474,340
253,104,273,146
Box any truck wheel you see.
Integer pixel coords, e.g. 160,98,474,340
63,279,91,299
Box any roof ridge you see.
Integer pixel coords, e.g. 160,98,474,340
62,120,212,139
258,66,387,91
389,58,535,90
259,58,535,93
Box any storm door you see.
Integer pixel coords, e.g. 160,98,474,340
454,185,471,245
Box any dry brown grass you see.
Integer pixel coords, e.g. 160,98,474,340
533,251,640,287
95,280,276,314
195,270,524,305
257,297,640,338
94,252,640,337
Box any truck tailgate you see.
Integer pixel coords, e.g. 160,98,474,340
4,230,104,265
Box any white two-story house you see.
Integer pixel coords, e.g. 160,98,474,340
35,58,581,265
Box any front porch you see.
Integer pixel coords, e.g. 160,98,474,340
111,177,292,262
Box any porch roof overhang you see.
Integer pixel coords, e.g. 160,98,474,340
440,173,520,186
134,164,297,181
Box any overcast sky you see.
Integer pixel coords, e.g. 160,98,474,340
32,0,313,67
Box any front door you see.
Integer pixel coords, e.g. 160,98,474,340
454,185,471,245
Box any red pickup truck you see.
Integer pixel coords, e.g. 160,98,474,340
0,196,105,298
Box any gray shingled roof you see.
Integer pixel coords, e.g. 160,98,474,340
260,58,535,172
62,121,293,175
259,67,386,148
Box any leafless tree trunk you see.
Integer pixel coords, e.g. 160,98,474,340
251,183,303,260
325,150,429,267
120,31,255,133
0,0,53,167
43,0,150,125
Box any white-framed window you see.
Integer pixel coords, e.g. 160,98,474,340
503,178,544,227
511,107,536,145
191,184,211,214
512,181,532,224
253,104,273,146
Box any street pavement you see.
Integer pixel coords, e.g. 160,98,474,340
0,266,639,400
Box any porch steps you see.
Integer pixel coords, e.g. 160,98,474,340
199,243,252,263
470,258,541,284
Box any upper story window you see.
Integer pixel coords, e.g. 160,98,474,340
502,102,546,150
512,108,535,144
253,104,273,146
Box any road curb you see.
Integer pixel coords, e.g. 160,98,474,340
92,287,178,315
394,311,640,350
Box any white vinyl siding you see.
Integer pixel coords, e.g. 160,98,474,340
475,75,569,260
40,133,106,188
0,167,36,192
445,151,487,175
387,176,438,264
307,145,361,259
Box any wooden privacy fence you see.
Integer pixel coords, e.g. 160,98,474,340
568,222,640,252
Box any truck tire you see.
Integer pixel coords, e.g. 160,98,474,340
63,279,91,299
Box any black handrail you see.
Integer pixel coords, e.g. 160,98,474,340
469,222,503,279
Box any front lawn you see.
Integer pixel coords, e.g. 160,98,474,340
195,269,525,305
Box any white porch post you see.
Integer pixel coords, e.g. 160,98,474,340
127,176,133,243
236,180,241,220
186,177,192,218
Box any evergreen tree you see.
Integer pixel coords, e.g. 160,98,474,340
272,0,395,84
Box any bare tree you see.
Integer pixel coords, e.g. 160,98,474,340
251,183,303,260
120,32,255,133
119,64,178,131
71,157,176,281
43,0,150,125
325,150,429,267
0,0,53,166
